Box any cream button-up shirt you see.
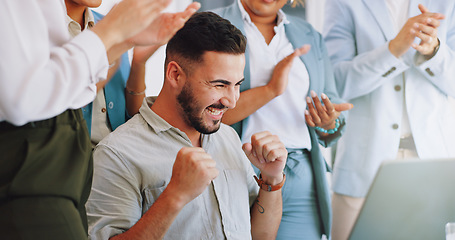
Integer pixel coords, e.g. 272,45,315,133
87,97,259,240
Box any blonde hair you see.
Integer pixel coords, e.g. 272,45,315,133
290,0,305,8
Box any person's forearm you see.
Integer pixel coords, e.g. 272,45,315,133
222,85,276,125
250,189,282,240
250,173,283,240
110,186,186,240
106,41,134,65
125,61,147,117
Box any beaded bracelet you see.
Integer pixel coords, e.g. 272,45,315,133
314,118,340,134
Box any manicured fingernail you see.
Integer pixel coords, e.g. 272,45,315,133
306,97,312,103
310,90,317,97
305,110,310,115
321,93,327,99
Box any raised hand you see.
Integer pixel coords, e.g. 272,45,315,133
411,4,444,56
389,4,444,58
242,131,287,185
305,90,353,136
166,147,219,205
266,45,311,97
128,2,201,46
92,0,172,50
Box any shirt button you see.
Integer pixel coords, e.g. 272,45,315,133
425,68,435,76
392,123,399,129
101,108,107,113
394,85,401,91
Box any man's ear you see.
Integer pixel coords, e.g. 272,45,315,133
166,61,186,90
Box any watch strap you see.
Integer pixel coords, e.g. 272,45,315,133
254,173,286,192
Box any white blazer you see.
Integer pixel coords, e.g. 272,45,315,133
324,0,455,197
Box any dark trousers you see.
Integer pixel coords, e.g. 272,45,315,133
0,109,93,239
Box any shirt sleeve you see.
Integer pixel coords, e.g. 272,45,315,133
415,36,455,98
87,144,143,240
0,0,108,126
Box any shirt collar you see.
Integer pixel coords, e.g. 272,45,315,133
140,97,174,134
66,8,95,38
86,9,95,28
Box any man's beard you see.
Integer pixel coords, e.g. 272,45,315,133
177,82,225,134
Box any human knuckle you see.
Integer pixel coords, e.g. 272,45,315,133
187,151,198,159
251,134,258,142
263,144,272,153
269,148,279,158
272,134,279,140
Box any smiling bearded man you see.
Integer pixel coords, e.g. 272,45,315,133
86,12,288,240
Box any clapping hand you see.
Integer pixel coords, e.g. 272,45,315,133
389,4,444,58
267,45,311,97
305,90,353,136
411,4,444,56
128,2,201,46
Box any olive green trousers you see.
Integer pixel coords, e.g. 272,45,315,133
0,109,93,239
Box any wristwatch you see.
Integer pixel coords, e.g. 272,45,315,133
254,173,286,192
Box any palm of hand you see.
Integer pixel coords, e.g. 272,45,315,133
269,60,292,96
150,12,186,45
129,12,186,46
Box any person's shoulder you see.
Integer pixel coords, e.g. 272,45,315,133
98,114,147,149
286,14,316,33
93,114,156,172
285,14,324,43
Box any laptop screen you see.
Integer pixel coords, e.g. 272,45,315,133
349,158,455,240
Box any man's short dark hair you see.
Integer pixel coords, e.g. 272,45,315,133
165,12,246,74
